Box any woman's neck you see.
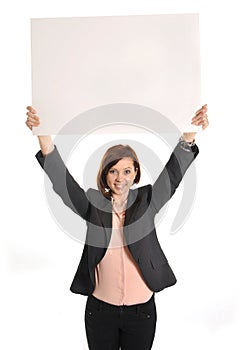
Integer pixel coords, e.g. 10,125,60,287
111,192,129,212
111,192,128,204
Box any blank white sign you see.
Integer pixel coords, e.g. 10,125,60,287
31,14,201,135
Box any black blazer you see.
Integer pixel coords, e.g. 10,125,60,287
36,142,199,295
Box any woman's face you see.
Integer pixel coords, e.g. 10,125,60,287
106,157,138,199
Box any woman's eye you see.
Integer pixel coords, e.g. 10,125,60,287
109,169,116,174
125,170,131,174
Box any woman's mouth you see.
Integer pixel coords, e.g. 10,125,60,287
114,183,124,190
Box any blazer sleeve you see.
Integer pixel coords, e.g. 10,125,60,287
35,145,90,220
151,142,199,214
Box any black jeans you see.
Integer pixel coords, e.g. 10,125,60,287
84,294,157,350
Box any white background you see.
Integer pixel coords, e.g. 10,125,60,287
1,0,242,349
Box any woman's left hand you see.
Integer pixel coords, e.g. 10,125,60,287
183,104,209,142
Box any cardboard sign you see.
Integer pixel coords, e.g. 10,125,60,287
31,14,201,135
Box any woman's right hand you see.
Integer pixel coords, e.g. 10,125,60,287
25,106,40,130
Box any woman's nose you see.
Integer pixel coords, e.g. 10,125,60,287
115,172,123,181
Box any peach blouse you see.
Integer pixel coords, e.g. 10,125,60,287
92,198,153,306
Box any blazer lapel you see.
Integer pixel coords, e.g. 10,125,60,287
124,189,139,226
97,196,112,245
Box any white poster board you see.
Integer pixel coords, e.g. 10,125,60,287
31,14,201,135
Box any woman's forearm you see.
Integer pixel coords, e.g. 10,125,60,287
37,135,54,155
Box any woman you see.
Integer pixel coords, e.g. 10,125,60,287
25,105,209,350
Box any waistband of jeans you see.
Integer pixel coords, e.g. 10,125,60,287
88,293,154,311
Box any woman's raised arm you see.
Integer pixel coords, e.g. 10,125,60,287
25,106,90,220
150,104,209,214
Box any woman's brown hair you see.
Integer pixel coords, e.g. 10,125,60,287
97,144,141,198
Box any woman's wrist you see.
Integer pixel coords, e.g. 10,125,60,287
38,135,54,155
182,132,196,143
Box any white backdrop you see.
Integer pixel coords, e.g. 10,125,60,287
1,1,242,350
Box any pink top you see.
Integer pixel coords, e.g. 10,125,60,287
92,199,153,306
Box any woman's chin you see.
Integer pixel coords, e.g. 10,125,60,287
112,186,128,197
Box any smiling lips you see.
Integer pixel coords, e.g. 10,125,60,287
114,183,125,190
